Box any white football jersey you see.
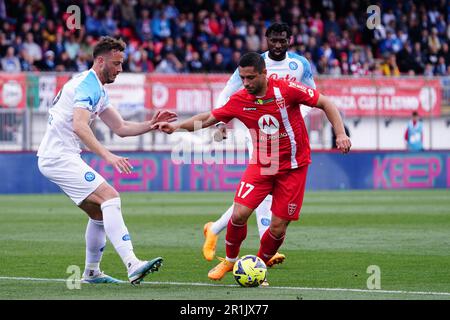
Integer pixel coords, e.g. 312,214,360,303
215,51,316,116
37,69,111,158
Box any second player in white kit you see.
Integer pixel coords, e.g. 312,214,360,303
203,23,316,268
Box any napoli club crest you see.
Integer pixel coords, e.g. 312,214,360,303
289,61,298,70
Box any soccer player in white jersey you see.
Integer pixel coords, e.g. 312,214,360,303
203,23,316,267
37,37,177,284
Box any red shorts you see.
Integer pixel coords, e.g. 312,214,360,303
233,164,308,221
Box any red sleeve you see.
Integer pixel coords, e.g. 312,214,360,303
286,81,320,107
211,97,236,123
404,129,408,141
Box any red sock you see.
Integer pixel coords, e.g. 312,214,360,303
257,229,285,264
225,219,247,260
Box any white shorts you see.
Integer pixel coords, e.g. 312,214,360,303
38,155,106,205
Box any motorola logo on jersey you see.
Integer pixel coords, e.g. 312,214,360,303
258,115,279,135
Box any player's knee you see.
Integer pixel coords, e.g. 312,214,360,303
104,188,120,200
232,203,253,224
97,183,120,201
269,222,288,238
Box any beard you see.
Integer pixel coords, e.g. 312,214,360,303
102,69,116,84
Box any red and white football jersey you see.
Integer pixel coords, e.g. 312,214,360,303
212,78,320,172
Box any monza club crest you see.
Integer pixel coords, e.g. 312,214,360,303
288,203,297,216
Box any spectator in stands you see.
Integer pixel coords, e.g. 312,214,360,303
75,53,89,72
245,24,261,52
397,42,418,74
187,51,204,73
120,0,137,28
329,58,342,76
0,0,448,77
435,56,447,75
380,53,400,76
439,42,450,66
209,52,227,73
411,42,426,73
64,34,80,61
1,46,20,72
37,50,56,71
102,8,118,37
22,32,42,63
136,9,153,42
152,12,172,40
85,9,103,37
423,63,434,76
55,51,76,72
155,52,183,73
428,27,441,53
227,50,241,71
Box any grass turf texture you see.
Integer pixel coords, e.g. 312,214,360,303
0,190,449,300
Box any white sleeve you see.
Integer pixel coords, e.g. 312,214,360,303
298,55,316,118
215,68,243,109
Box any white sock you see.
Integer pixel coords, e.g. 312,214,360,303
255,194,273,239
225,256,238,263
84,218,106,277
211,204,234,235
101,197,139,270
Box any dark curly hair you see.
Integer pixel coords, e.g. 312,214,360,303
265,22,292,38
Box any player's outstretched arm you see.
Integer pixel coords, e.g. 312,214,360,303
152,112,219,134
315,94,352,153
100,107,177,137
73,108,133,173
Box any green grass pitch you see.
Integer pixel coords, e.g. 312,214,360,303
0,190,449,300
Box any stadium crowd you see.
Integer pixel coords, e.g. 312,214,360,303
0,0,449,76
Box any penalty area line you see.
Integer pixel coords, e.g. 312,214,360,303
0,276,449,297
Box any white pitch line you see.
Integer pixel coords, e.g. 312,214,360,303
0,276,449,297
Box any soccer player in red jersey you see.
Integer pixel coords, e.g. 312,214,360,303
152,52,351,282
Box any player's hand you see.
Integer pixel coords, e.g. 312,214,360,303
213,124,227,142
105,153,133,174
335,133,351,154
150,110,177,125
151,121,178,134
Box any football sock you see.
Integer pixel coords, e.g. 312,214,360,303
258,229,285,264
225,218,247,261
84,218,106,277
211,204,234,235
255,194,273,239
101,197,139,269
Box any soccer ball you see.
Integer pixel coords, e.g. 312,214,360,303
233,255,267,287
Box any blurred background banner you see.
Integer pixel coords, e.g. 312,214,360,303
316,77,442,116
145,73,228,112
0,73,27,109
1,73,449,152
1,151,448,194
